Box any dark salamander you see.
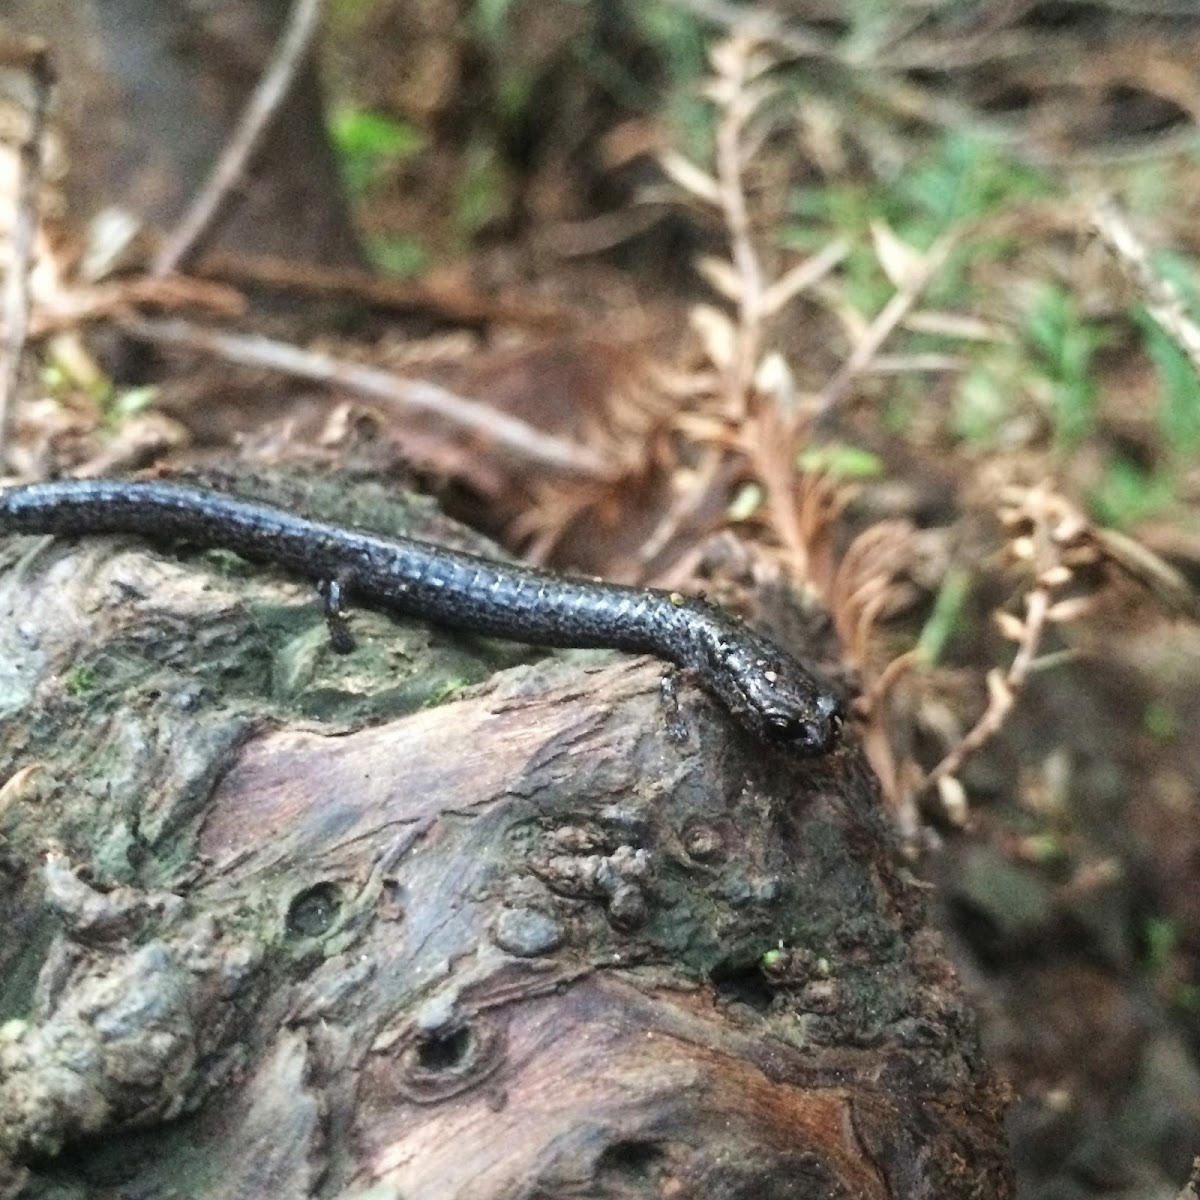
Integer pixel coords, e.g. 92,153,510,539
0,481,843,754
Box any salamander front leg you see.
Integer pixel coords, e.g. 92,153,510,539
317,578,356,654
659,668,690,743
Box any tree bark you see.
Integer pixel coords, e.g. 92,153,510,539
0,475,1013,1199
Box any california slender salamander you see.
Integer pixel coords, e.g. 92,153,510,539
0,480,843,754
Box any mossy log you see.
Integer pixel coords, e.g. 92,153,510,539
0,476,1013,1198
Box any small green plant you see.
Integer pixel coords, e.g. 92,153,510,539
1138,312,1200,456
1143,915,1178,976
953,353,1020,446
1140,914,1198,1012
896,131,1048,237
1088,455,1175,529
65,665,98,696
329,107,426,197
915,564,972,668
785,131,1051,315
787,132,1048,249
107,386,159,423
796,443,884,479
454,140,510,242
40,345,160,428
364,234,428,279
1022,282,1107,450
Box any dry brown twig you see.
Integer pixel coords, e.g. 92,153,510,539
909,484,1101,822
852,481,1200,835
31,275,246,335
1090,196,1200,379
0,38,54,463
817,224,962,418
193,250,566,332
737,402,848,592
152,0,325,276
117,314,613,480
657,36,848,581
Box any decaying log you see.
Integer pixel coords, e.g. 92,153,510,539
0,476,1013,1198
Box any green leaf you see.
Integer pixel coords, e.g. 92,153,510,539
1138,316,1200,455
796,443,884,478
455,142,509,240
916,565,972,667
1088,456,1175,528
1022,284,1105,448
330,108,426,196
110,386,159,420
954,358,1017,446
1142,915,1177,976
365,235,429,279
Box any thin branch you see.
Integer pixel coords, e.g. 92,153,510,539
865,352,965,374
193,249,566,331
0,38,54,463
117,315,614,480
817,228,960,418
857,647,921,719
710,40,772,406
635,445,731,568
915,587,1049,800
907,485,1083,808
152,0,324,276
31,275,246,336
1090,196,1200,379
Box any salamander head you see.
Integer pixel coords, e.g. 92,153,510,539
758,681,844,753
706,622,844,755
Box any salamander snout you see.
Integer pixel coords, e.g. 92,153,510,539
761,690,843,755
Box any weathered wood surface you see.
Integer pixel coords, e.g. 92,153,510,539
0,478,1013,1198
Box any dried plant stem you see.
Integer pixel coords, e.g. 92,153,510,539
818,229,960,417
117,315,613,480
1090,196,1200,378
914,578,1051,802
0,38,53,464
858,647,920,718
636,446,731,569
194,250,565,331
710,43,770,405
153,0,324,276
31,276,246,335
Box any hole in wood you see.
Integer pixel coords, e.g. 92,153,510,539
285,881,343,938
415,1026,475,1073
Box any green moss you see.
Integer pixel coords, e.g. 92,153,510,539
64,665,99,696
